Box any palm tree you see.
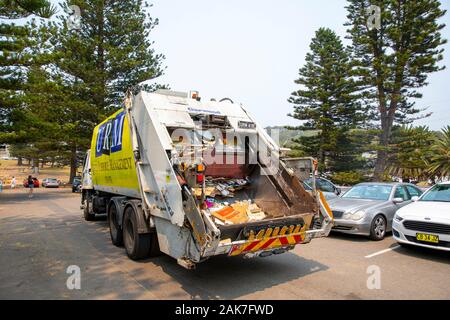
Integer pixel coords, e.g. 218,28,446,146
387,126,434,180
427,126,450,178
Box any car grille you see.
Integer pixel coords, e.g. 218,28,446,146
405,235,450,248
332,211,344,218
403,220,450,235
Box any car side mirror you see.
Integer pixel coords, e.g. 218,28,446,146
393,197,404,204
336,187,342,195
411,196,419,202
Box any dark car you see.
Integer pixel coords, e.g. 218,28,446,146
23,178,40,188
303,177,342,200
72,176,82,193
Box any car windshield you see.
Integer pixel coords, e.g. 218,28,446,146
304,178,335,193
342,185,392,201
302,181,312,191
420,184,450,202
49,179,57,182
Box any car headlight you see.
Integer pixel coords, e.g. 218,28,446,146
342,212,352,220
394,214,403,222
343,210,366,221
351,210,366,221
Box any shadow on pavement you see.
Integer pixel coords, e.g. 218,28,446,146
328,231,374,242
0,188,77,204
85,217,329,300
393,243,450,264
0,211,158,299
149,252,328,300
0,193,328,300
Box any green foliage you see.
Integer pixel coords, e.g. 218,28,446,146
54,0,165,113
345,0,447,179
0,2,55,143
0,0,56,18
288,28,365,172
330,171,368,186
387,125,435,180
1,0,165,182
427,126,450,178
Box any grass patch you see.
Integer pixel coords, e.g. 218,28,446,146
0,160,71,183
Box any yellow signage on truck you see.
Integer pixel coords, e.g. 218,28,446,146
89,109,140,198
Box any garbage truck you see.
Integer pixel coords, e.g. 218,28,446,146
81,89,333,269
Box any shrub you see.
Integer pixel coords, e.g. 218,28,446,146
331,171,368,186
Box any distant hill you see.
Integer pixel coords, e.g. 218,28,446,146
265,126,319,147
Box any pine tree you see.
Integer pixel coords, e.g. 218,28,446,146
2,1,165,182
0,1,55,138
345,0,447,180
0,2,56,177
0,0,56,18
288,28,364,172
45,0,165,181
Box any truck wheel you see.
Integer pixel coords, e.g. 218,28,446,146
123,206,151,260
83,197,95,221
108,202,123,247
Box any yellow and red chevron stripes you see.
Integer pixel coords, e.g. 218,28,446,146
229,228,307,256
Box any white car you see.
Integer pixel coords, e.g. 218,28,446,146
393,182,450,251
42,178,60,188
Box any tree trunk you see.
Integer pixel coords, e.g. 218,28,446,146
373,113,394,181
17,157,23,166
69,147,77,184
32,159,40,174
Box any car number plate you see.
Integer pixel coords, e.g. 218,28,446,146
416,233,439,244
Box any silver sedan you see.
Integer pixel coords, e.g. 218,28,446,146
327,182,424,240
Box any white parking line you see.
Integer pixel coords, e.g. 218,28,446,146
365,245,401,259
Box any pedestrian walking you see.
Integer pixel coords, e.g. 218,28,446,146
11,176,16,190
0,179,3,193
27,175,34,198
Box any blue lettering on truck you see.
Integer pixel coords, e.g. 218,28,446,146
96,111,126,157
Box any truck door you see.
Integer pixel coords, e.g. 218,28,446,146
82,150,93,189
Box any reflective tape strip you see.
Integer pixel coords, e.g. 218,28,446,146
264,228,273,239
259,237,277,250
256,230,265,240
272,227,280,237
319,190,333,219
229,231,306,257
279,236,289,246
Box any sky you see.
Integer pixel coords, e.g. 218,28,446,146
147,0,450,130
37,0,450,130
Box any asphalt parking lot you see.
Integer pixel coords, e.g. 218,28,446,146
0,188,449,300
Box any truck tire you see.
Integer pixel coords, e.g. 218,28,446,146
108,202,123,247
123,206,151,260
83,197,96,221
